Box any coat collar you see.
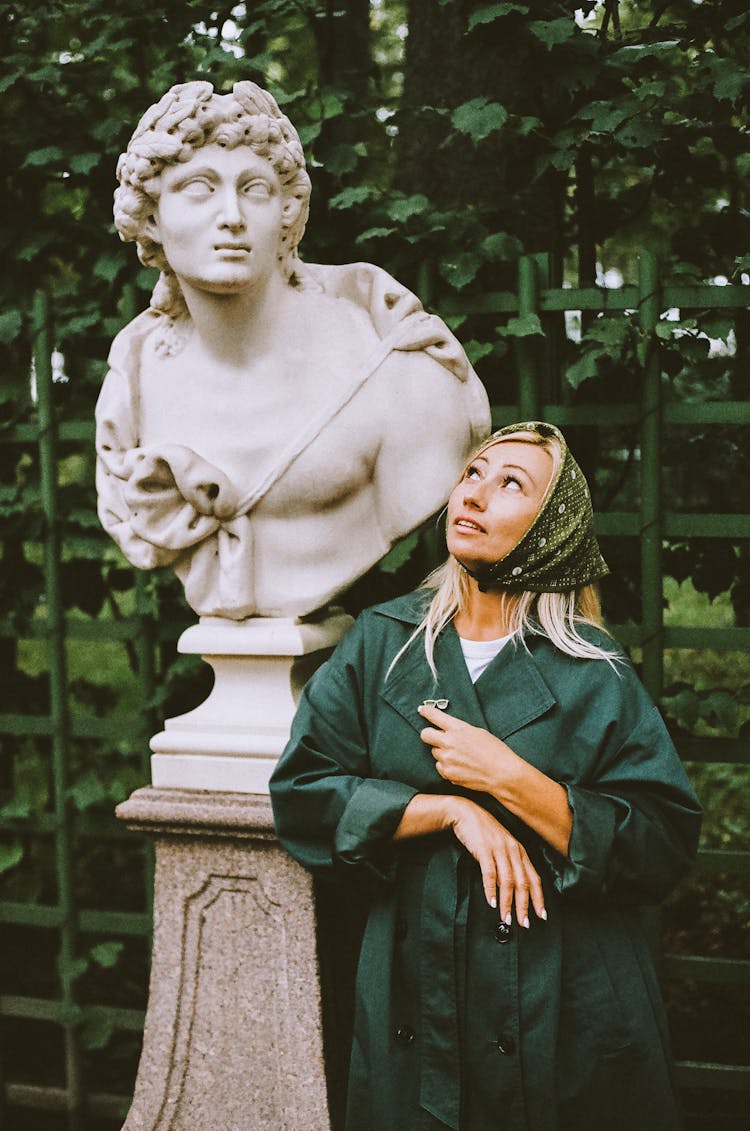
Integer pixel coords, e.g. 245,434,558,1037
378,606,556,740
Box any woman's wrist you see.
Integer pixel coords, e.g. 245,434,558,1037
393,793,467,840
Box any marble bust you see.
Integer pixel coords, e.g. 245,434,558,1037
96,81,491,619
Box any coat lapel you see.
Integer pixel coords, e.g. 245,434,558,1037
474,637,557,739
379,619,556,740
379,620,488,736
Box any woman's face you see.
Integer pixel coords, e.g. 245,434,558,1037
446,438,555,572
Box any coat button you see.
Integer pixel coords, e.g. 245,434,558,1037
494,921,512,944
394,1025,415,1045
396,918,408,941
495,1034,516,1055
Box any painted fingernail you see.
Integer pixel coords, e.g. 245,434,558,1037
504,913,512,926
522,916,530,929
490,897,497,909
540,908,548,921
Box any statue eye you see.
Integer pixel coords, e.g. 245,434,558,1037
242,179,273,198
181,178,214,197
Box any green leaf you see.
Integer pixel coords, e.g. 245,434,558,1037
321,92,345,120
440,251,481,289
528,18,575,49
480,232,522,260
90,941,124,969
329,186,376,211
80,1015,115,1051
23,146,64,169
0,309,22,344
709,58,745,102
69,769,108,811
615,118,661,149
93,253,124,284
355,226,397,244
385,194,430,223
467,3,528,32
325,143,361,176
58,954,89,984
517,116,543,137
565,348,605,389
379,529,420,574
576,101,630,134
611,41,680,64
69,152,100,175
451,98,508,143
464,340,495,365
0,842,23,875
499,313,544,338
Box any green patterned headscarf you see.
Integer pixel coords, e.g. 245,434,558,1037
455,421,609,593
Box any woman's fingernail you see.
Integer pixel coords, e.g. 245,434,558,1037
490,897,497,909
540,908,548,921
522,916,530,929
504,913,512,926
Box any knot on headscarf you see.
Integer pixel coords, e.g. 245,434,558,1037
458,421,609,593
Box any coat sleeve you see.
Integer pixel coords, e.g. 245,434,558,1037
543,671,702,904
269,616,419,880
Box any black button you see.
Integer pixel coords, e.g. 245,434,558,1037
495,1034,516,1055
394,1025,415,1045
396,918,408,941
494,921,512,944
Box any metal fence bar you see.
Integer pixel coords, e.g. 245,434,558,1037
516,255,541,420
33,291,85,1129
637,251,664,702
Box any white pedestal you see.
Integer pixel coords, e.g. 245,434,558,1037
149,609,353,794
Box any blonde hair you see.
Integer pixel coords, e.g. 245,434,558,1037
387,430,620,679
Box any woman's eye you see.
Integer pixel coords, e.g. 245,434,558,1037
465,464,480,480
503,475,522,491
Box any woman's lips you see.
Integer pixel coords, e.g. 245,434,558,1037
454,516,485,533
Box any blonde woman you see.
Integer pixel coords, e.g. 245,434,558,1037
270,422,701,1131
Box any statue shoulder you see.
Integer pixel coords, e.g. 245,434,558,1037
106,308,165,379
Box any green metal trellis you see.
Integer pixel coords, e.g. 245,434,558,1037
1,254,748,1125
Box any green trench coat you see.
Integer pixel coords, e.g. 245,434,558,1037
269,593,702,1131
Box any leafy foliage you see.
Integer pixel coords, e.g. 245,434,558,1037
0,0,748,1116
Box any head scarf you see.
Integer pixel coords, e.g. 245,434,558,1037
455,421,609,593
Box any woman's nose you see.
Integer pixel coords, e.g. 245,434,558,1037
463,481,486,509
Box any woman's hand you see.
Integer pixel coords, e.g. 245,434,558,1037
449,797,546,926
418,703,519,794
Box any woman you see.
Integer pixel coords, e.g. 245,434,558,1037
269,421,701,1131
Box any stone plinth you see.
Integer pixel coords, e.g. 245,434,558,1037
150,610,352,794
116,788,331,1131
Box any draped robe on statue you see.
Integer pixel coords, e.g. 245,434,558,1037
95,262,490,619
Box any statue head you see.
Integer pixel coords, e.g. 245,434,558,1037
114,81,312,336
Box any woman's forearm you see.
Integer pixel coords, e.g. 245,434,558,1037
492,753,572,856
392,793,459,840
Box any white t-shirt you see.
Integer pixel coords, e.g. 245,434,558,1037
458,634,512,683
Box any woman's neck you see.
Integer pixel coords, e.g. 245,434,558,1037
453,582,521,641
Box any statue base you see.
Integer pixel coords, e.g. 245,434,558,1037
149,609,353,794
115,788,332,1131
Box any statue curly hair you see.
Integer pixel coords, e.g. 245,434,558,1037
114,80,312,346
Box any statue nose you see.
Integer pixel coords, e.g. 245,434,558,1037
218,190,245,229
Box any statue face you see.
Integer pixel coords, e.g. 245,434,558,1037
148,143,287,296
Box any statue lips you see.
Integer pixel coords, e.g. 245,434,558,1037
213,242,252,256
